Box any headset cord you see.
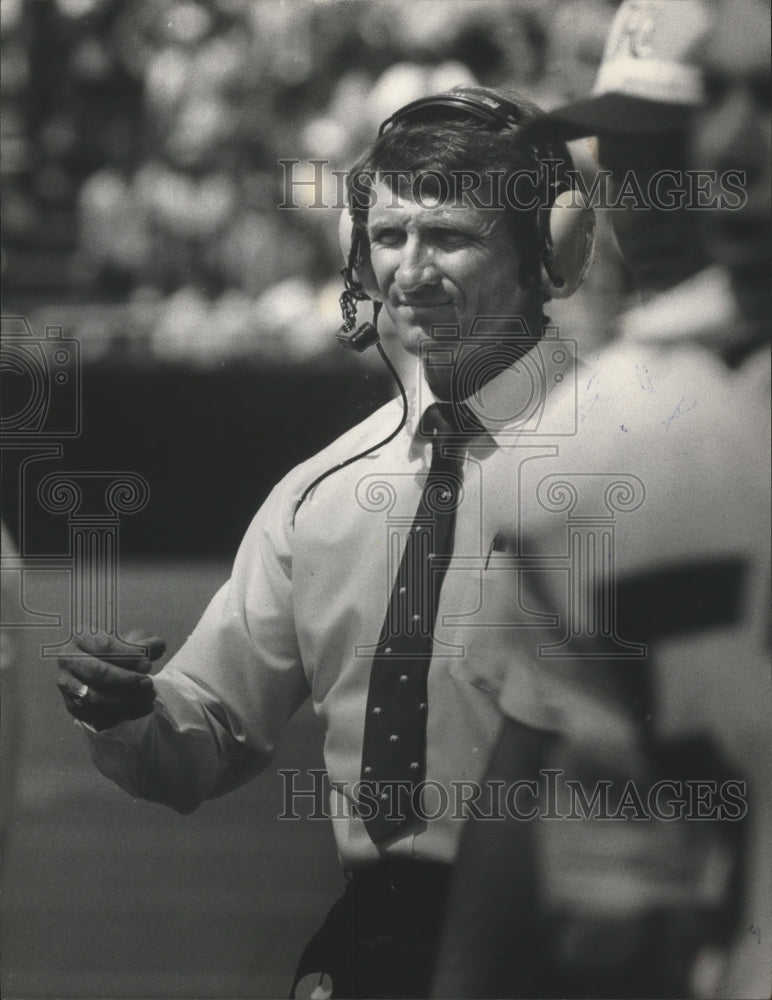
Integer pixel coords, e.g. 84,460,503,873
292,339,409,524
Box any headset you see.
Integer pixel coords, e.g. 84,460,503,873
295,88,596,519
337,87,597,351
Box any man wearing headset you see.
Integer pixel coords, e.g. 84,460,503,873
56,85,595,998
433,2,770,997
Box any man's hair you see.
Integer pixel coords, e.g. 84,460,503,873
346,87,570,289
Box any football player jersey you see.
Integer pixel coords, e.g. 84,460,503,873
475,269,770,997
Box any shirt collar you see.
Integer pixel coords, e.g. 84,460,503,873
406,350,548,458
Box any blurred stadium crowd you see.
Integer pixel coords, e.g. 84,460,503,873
0,0,622,367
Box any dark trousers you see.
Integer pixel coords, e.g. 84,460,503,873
290,861,452,1000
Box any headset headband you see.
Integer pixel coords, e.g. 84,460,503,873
378,92,525,137
358,89,595,301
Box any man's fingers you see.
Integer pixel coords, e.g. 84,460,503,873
60,655,156,693
58,669,153,709
57,665,156,729
73,632,166,669
75,652,155,675
121,630,167,661
57,660,155,706
57,668,92,702
57,632,162,730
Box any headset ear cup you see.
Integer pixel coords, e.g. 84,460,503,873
541,190,596,299
337,210,380,300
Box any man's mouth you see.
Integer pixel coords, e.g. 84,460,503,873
398,299,452,311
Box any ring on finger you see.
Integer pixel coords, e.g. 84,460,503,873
71,682,90,708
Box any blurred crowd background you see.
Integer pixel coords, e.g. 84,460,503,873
1,0,627,558
1,0,623,369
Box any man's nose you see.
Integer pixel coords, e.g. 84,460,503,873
395,237,440,291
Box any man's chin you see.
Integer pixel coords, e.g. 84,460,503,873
392,324,458,399
393,323,436,357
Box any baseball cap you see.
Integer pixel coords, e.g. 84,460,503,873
530,0,712,139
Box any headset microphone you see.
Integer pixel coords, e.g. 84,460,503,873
336,318,380,353
335,266,380,353
335,224,382,352
335,319,380,353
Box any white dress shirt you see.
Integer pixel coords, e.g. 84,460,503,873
81,339,576,868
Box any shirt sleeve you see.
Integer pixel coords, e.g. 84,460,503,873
79,474,310,813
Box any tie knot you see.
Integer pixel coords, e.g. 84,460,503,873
419,401,485,441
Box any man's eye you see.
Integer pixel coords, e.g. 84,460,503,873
434,231,470,248
370,229,403,247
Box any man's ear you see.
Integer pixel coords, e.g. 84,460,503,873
338,210,381,301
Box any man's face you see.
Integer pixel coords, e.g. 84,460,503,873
692,0,771,273
366,179,535,364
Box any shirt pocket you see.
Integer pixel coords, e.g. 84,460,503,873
443,540,532,698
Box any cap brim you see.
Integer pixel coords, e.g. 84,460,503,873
525,93,697,140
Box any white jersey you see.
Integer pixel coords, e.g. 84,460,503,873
480,270,770,998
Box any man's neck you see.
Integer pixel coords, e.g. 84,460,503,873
422,311,544,402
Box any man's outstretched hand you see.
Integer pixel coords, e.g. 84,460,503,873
58,631,166,731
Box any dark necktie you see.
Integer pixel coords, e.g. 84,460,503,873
360,402,473,843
